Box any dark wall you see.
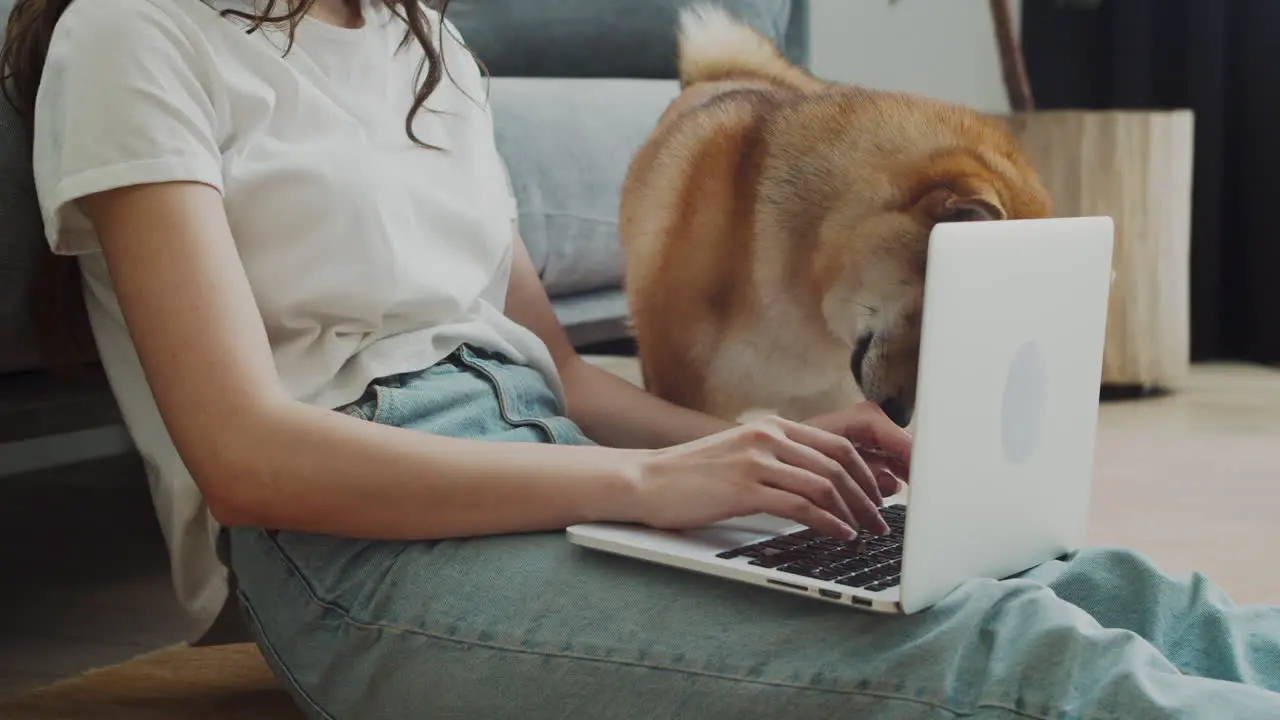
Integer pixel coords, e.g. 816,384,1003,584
1022,0,1280,364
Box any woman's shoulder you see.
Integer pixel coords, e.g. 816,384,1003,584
41,0,253,116
51,0,229,62
58,0,217,32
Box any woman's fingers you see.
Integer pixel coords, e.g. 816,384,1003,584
755,455,856,529
753,486,854,540
861,446,910,484
849,406,914,475
640,413,907,536
875,469,902,498
769,420,889,534
801,402,913,480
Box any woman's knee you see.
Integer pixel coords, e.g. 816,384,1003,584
1048,546,1232,626
915,576,1197,716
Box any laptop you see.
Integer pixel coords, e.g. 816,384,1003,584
567,216,1116,615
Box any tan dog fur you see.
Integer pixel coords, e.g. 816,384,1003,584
619,5,1053,426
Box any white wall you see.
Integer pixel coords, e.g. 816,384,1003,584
808,0,1020,114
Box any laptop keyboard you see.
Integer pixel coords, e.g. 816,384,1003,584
715,504,906,592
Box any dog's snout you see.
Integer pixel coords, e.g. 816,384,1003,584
879,397,912,428
851,332,874,387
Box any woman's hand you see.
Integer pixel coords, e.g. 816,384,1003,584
805,402,913,498
629,415,897,539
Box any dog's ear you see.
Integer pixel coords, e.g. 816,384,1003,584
916,180,1007,224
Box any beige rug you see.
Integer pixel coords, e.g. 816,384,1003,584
4,361,1277,718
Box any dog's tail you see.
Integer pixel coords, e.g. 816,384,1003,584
677,3,825,92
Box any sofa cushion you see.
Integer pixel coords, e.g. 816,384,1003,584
489,77,680,297
449,0,803,78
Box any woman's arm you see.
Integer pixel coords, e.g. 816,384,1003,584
82,182,646,538
559,360,735,448
83,182,893,538
502,227,735,449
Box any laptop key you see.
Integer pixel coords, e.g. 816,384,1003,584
749,551,801,569
835,557,877,572
814,552,852,566
757,546,792,557
777,564,817,578
836,571,876,587
868,566,895,580
829,548,864,560
779,562,836,578
861,565,895,582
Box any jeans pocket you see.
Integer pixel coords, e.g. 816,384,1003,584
336,385,384,423
367,385,392,425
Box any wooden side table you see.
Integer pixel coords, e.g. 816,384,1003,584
1007,109,1195,397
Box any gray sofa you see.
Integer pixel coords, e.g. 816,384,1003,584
0,2,810,467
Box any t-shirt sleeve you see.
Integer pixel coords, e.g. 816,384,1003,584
32,0,224,256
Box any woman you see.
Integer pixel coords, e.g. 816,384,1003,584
4,0,1279,717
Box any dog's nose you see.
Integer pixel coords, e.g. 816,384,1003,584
878,397,912,428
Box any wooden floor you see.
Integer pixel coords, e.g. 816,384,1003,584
1086,362,1280,605
2,360,1278,699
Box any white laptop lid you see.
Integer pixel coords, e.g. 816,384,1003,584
898,216,1114,614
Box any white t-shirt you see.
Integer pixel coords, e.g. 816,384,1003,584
33,0,561,639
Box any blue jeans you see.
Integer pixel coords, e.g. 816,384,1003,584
229,345,1280,719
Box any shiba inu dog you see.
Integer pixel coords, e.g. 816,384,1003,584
620,4,1052,427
